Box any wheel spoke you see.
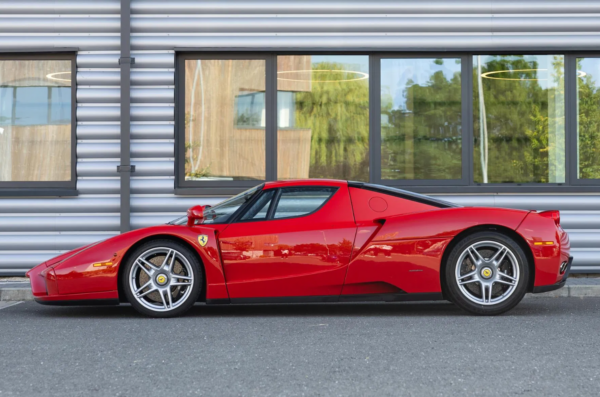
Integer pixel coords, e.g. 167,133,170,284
458,270,477,281
134,280,152,295
171,281,191,287
167,287,173,308
480,282,487,303
137,287,157,298
159,289,168,309
138,258,160,272
172,273,192,280
490,247,508,266
160,249,174,270
498,271,517,281
468,246,484,264
136,261,152,276
496,279,516,286
487,283,494,302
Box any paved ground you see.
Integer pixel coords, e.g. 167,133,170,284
1,298,599,397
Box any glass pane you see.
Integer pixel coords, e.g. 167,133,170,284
202,185,261,224
240,189,275,221
577,58,600,179
473,55,565,184
277,55,369,181
381,58,462,180
185,59,266,181
0,60,71,182
273,187,336,219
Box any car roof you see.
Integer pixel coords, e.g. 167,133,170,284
262,179,459,208
263,179,348,189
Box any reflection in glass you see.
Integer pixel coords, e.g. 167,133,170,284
473,55,565,184
381,58,462,180
273,187,336,219
577,58,600,179
0,60,71,182
185,59,266,181
277,55,369,181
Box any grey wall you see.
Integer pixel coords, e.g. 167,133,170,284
0,0,599,274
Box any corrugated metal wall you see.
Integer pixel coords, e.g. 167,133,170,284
0,0,121,275
129,0,600,273
0,0,599,274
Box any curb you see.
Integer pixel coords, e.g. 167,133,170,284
0,288,34,302
1,285,600,302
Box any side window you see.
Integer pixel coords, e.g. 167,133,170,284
240,189,275,221
273,187,337,219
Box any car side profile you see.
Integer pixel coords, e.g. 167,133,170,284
27,179,572,317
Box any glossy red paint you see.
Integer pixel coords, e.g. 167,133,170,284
343,207,531,294
220,184,356,298
516,211,570,286
26,179,571,306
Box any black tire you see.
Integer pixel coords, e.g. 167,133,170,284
444,231,529,316
122,239,203,318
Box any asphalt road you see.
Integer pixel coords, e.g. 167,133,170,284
1,298,599,397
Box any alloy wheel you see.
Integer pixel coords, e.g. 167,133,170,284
128,247,195,312
454,240,520,306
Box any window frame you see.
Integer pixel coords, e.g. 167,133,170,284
233,185,339,223
567,53,600,186
175,53,276,196
371,54,470,186
0,52,77,193
175,50,600,195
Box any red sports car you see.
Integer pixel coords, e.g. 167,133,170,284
26,180,572,317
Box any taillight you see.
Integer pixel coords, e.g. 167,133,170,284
539,210,560,226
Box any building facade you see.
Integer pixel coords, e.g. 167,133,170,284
1,0,600,275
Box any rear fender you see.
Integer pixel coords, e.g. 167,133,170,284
342,207,529,294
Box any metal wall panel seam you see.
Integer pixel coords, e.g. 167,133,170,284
0,36,119,50
129,0,600,15
77,88,174,103
0,17,120,33
131,35,600,50
130,16,600,34
0,0,120,14
77,71,174,85
77,53,173,68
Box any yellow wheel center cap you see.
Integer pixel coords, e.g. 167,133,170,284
156,275,167,285
481,268,493,279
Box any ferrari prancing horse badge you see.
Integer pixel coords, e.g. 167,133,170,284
198,235,209,247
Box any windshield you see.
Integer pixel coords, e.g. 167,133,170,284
167,184,263,226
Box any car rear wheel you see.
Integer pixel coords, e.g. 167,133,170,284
444,231,529,315
122,240,203,318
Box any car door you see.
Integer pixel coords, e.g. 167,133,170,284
219,184,357,300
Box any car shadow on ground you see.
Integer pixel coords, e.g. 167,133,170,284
15,297,580,319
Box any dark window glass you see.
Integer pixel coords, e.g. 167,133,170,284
473,55,565,184
277,55,369,181
381,58,462,180
202,185,261,224
240,189,275,221
576,58,600,179
273,187,336,219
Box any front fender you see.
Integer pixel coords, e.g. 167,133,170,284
46,225,227,300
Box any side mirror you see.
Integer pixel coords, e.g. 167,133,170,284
187,205,211,227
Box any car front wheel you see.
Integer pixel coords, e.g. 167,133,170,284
445,231,529,315
122,240,203,317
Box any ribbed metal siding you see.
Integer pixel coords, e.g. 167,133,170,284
128,0,600,273
0,1,120,275
1,1,599,275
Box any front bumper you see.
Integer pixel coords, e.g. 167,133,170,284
532,256,573,294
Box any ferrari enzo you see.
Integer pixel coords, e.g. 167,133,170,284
27,180,572,317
